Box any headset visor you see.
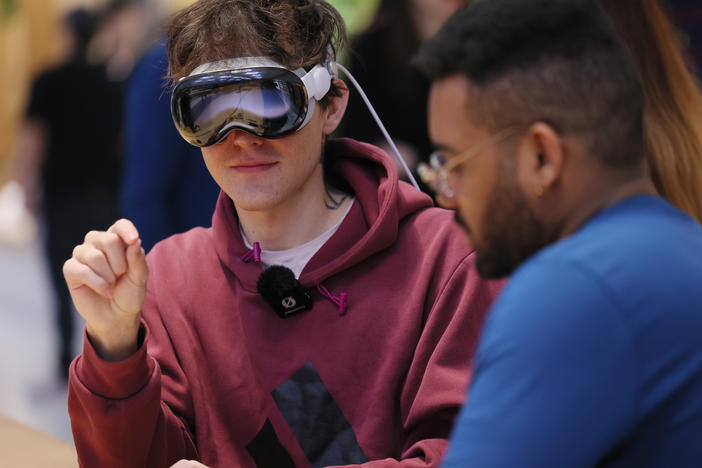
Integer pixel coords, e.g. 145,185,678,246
172,67,310,146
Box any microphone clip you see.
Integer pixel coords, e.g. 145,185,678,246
257,265,313,318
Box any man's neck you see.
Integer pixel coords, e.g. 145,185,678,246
559,171,657,239
236,169,352,251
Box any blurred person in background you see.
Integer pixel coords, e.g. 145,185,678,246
340,0,467,191
600,0,702,225
89,0,153,82
94,0,216,252
17,8,123,380
120,0,220,251
415,0,702,465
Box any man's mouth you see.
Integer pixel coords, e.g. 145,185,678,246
232,161,279,173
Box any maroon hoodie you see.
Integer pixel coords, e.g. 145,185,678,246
68,139,502,468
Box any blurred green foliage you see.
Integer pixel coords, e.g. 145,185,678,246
327,0,380,37
2,0,18,20
327,0,380,64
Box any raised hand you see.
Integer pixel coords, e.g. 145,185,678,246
63,219,149,361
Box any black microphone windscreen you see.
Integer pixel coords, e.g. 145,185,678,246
257,265,296,302
257,265,312,318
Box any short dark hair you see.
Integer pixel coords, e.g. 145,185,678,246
414,0,645,167
166,0,347,108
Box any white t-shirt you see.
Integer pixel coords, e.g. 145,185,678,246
240,199,355,278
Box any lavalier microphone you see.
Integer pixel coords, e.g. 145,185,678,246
256,265,313,318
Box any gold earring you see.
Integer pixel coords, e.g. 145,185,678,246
535,183,545,197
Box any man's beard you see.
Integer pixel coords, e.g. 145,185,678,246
454,210,469,231
470,162,555,279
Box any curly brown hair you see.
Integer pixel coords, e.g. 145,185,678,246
166,0,347,107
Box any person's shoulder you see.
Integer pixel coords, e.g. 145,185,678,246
502,245,621,315
402,205,472,249
569,196,702,253
147,226,216,268
484,254,627,359
144,226,220,297
540,196,702,290
394,205,483,285
31,65,67,91
488,196,702,349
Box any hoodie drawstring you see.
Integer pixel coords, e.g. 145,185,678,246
242,242,346,315
317,284,348,316
241,242,261,263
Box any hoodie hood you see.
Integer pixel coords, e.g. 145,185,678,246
211,137,433,291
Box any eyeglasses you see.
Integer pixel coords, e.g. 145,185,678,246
418,126,525,199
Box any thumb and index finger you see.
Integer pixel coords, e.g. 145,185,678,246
108,219,149,287
108,218,140,245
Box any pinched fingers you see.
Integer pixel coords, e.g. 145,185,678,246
124,238,148,286
64,220,144,298
108,218,140,246
82,229,130,276
63,255,114,298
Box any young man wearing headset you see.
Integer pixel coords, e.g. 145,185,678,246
62,1,498,467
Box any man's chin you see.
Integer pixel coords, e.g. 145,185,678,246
227,190,284,212
474,250,517,279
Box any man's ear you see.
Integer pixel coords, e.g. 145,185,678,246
321,79,349,136
517,122,564,197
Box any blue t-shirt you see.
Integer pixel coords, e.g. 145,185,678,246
444,196,702,467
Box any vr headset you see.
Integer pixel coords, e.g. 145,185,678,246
171,56,337,146
171,53,420,189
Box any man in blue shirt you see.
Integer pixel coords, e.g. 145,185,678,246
414,0,702,466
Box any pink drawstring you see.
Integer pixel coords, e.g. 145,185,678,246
317,284,348,316
241,242,261,263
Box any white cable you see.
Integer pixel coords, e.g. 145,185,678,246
336,63,421,190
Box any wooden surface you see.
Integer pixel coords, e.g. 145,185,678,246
0,414,77,467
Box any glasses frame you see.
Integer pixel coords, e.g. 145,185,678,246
419,126,526,199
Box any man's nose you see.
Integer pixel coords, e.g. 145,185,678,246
217,129,265,148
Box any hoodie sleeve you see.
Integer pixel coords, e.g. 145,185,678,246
330,252,501,468
67,300,199,468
